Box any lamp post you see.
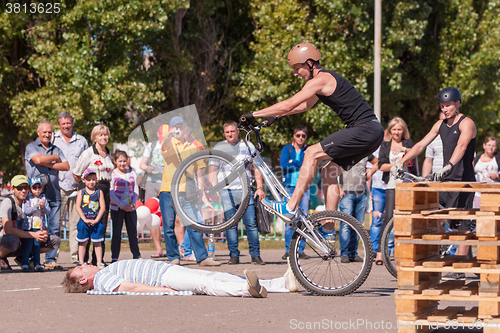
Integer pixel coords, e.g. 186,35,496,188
374,0,382,121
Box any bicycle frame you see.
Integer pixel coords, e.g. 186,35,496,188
236,122,334,255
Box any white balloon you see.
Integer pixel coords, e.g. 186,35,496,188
315,205,326,211
148,214,161,230
137,217,145,230
136,206,152,228
136,205,151,220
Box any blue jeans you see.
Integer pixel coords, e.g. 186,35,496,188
181,228,192,257
221,189,260,258
284,187,309,253
44,199,61,263
159,192,208,262
338,193,367,257
370,188,386,253
21,235,41,266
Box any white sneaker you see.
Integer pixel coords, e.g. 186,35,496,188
284,258,300,292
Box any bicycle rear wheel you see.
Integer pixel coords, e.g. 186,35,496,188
381,217,397,278
289,211,373,296
171,149,250,233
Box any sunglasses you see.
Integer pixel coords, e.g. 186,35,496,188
32,185,43,190
295,134,307,139
15,185,29,191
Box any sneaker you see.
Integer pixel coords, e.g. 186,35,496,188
442,272,466,280
75,262,83,267
111,258,118,263
170,258,181,265
183,255,196,262
341,255,350,263
284,258,300,292
0,257,12,271
244,269,267,298
96,263,106,270
35,265,44,272
298,253,310,260
261,199,295,222
318,226,336,240
282,252,289,260
349,255,364,263
21,265,30,272
251,256,266,265
227,257,240,265
199,257,221,266
44,262,63,270
71,255,79,264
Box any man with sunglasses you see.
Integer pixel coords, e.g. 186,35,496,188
0,175,58,271
280,126,310,260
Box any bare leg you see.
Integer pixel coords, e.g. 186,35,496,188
288,143,333,210
0,246,12,258
174,216,185,246
151,228,163,255
94,243,103,265
78,242,88,263
321,161,344,211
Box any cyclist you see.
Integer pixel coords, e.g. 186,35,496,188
391,87,477,278
240,42,384,221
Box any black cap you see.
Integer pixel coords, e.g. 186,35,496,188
437,87,461,103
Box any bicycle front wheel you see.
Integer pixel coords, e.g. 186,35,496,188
171,149,250,233
289,211,373,296
381,217,397,278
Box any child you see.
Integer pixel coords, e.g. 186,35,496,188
75,168,106,269
110,150,141,262
21,177,50,272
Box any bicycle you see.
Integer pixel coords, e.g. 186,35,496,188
170,118,373,296
380,171,457,278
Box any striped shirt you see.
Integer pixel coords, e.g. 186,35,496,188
93,259,173,293
110,169,138,210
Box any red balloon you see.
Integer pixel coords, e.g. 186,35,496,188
144,197,160,214
155,211,163,226
135,200,143,208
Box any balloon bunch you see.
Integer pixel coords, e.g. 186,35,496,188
135,198,162,230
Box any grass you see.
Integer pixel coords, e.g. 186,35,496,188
58,238,286,252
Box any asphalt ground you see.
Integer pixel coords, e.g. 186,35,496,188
1,248,482,333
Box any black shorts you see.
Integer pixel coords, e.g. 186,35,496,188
320,119,384,171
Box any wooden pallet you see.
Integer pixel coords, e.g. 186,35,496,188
394,182,500,332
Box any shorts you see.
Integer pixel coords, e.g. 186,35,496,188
76,220,105,243
439,191,475,231
0,233,21,251
320,119,384,171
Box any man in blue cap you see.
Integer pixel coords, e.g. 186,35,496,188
158,116,221,266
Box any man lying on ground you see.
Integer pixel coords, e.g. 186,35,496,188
62,259,300,298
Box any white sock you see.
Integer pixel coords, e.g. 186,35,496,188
285,203,296,214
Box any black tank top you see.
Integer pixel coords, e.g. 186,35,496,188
315,70,376,128
439,115,476,181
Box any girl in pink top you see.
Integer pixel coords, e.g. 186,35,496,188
110,150,141,261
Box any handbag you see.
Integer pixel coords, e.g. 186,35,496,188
255,197,271,235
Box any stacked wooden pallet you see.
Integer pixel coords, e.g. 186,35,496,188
394,182,500,333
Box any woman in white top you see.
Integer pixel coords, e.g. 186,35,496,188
473,136,500,207
73,124,114,265
375,117,417,265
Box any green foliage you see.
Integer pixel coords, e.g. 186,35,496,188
241,0,500,158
